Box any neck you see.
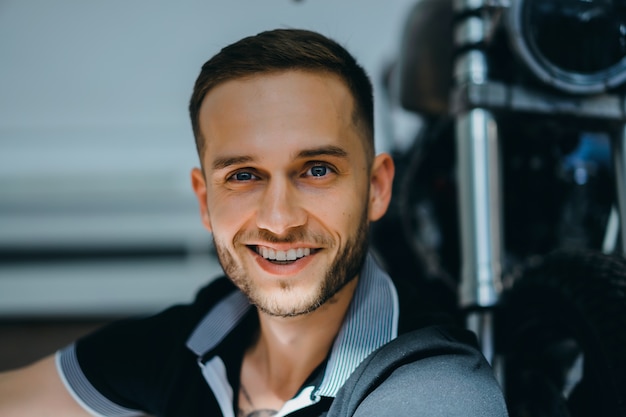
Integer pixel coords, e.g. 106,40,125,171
242,277,358,403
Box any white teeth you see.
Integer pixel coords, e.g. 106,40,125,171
256,246,313,261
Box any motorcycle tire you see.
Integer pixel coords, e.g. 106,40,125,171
496,249,626,417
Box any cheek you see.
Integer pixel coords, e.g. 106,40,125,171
206,191,255,236
308,188,365,233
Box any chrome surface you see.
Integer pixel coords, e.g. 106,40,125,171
456,108,503,307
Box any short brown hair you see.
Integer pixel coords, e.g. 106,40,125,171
188,28,374,161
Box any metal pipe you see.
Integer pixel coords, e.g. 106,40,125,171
613,128,626,255
456,108,503,308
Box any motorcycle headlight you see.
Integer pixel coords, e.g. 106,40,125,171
506,0,626,94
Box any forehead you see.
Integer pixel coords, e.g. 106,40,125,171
197,71,364,163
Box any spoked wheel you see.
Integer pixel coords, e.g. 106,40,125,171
497,250,626,417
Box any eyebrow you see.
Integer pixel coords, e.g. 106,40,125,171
212,155,254,171
211,146,349,171
296,145,348,159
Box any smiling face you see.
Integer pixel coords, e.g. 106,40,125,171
191,70,393,317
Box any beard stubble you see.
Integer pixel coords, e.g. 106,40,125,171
213,206,370,317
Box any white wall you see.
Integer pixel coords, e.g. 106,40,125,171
0,0,416,316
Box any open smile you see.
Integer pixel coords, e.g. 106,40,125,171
251,245,318,264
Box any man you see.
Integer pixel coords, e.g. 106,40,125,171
0,29,508,416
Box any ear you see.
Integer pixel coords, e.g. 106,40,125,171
368,153,395,222
191,167,212,233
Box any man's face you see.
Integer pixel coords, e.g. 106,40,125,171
191,71,393,317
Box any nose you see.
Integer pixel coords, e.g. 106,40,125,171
256,177,306,236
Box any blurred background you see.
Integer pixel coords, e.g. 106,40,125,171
0,0,419,368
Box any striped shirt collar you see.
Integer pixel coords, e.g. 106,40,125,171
186,251,399,399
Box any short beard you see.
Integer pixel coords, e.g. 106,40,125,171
213,207,370,318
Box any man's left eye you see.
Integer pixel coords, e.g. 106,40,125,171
308,165,328,177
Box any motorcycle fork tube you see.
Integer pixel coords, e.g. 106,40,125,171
613,127,626,255
455,108,503,363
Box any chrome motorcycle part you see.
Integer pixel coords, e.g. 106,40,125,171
456,108,503,308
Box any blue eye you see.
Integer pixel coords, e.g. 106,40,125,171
233,171,256,181
309,165,328,177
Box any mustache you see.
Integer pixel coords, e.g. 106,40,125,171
234,228,333,247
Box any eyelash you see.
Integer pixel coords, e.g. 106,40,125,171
228,170,258,182
305,163,334,178
226,162,336,183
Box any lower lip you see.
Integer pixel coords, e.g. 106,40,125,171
252,249,317,276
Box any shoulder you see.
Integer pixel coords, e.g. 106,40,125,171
328,325,509,417
61,276,237,414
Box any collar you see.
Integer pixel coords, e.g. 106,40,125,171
186,251,399,399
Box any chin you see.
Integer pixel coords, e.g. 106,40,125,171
253,286,326,317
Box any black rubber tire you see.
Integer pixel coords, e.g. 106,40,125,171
497,249,626,417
